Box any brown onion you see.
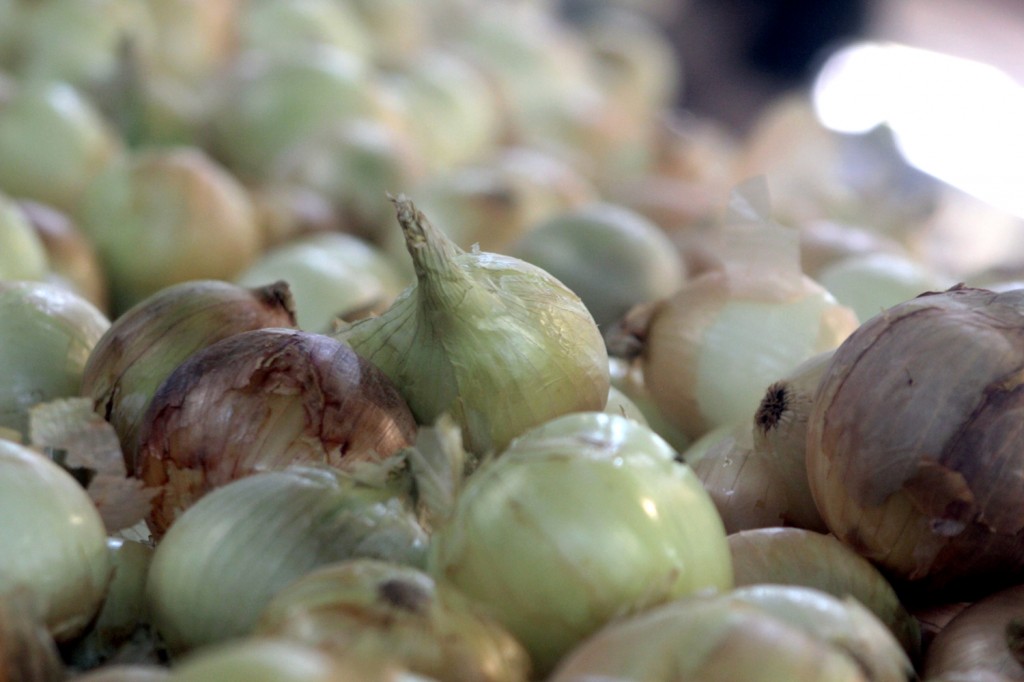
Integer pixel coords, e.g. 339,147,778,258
82,280,297,472
806,285,1024,600
923,583,1024,680
136,327,417,536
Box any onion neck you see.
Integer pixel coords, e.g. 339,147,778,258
392,194,474,309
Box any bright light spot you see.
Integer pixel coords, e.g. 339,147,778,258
813,41,1024,218
640,497,659,519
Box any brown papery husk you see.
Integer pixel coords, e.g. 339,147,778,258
753,350,834,532
136,328,417,537
686,422,792,534
806,285,1024,603
728,527,921,662
922,583,1024,680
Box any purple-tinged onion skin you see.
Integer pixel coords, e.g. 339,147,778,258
806,285,1024,601
136,327,417,536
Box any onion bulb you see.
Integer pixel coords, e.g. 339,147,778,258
0,281,109,439
0,78,123,213
0,438,111,641
428,412,732,674
508,201,685,331
145,465,428,654
608,189,858,440
923,583,1024,680
0,191,49,282
806,285,1024,600
752,349,834,531
77,146,261,315
167,638,431,682
18,199,109,313
136,327,418,535
255,558,531,682
550,590,873,682
235,233,406,333
336,196,609,456
82,279,298,471
728,527,921,659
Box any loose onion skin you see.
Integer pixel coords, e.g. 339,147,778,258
806,286,1024,600
923,583,1024,680
136,327,417,536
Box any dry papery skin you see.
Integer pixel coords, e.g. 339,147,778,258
136,327,417,536
806,285,1024,601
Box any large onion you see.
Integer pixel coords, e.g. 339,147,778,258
136,327,417,535
428,412,732,675
806,285,1024,600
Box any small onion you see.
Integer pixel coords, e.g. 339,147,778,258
18,199,109,312
0,79,123,213
82,279,298,470
0,439,111,641
337,196,609,456
508,201,685,331
145,466,429,654
428,412,732,675
806,285,1024,599
728,527,921,659
255,558,531,682
0,281,109,439
236,233,407,333
608,214,858,440
816,251,950,324
0,191,49,282
167,638,432,682
206,47,383,181
923,583,1024,680
136,327,418,535
550,591,870,681
608,356,690,453
77,146,262,315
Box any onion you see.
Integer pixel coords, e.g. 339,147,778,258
752,349,834,532
63,537,155,670
336,196,609,456
247,183,341,250
136,327,418,535
805,285,1024,600
206,47,383,181
0,79,123,213
550,590,872,681
684,422,794,534
0,192,49,283
816,251,951,324
608,193,858,440
167,638,431,682
0,438,111,641
0,590,64,682
18,199,109,313
608,357,690,453
428,412,732,675
82,279,297,471
0,281,109,439
508,201,685,331
270,117,425,243
728,527,921,660
236,0,372,62
236,233,406,333
145,465,429,653
923,583,1024,680
378,49,501,174
255,558,531,682
77,146,262,315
